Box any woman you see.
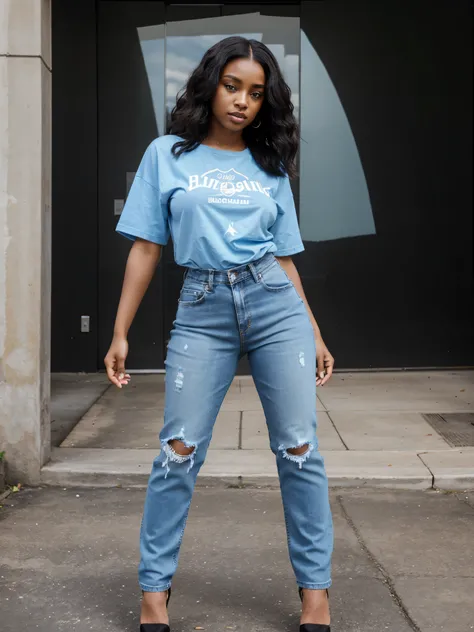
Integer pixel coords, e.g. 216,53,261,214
105,36,334,632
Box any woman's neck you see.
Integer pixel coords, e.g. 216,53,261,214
203,119,246,151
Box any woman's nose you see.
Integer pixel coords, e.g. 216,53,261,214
234,94,248,109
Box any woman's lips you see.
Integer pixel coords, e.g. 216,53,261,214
228,113,247,124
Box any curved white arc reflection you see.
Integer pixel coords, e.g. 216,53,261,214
300,30,375,243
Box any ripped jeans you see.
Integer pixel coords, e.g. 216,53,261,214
139,253,333,592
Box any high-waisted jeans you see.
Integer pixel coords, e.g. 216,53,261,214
139,252,333,592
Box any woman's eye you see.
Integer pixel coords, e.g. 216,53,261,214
252,92,263,99
225,84,237,92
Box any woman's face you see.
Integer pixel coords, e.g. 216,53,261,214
211,57,265,132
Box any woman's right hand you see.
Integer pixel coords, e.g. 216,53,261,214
104,335,131,389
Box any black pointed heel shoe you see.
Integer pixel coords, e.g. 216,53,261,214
140,588,171,632
299,587,331,632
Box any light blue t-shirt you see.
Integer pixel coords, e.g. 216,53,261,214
116,135,304,270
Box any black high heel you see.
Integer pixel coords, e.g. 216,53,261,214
140,588,171,632
298,587,331,632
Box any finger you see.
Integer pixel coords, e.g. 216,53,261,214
325,354,335,369
115,366,131,387
316,355,325,377
321,359,334,386
104,358,117,382
106,366,122,388
321,372,331,386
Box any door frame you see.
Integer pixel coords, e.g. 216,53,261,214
52,0,302,373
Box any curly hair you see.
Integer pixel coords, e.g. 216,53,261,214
168,36,299,178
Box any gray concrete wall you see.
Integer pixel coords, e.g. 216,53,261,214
0,0,52,484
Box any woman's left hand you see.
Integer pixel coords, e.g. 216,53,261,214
316,337,334,386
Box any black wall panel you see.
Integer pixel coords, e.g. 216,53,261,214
52,0,98,371
52,1,473,370
300,0,473,367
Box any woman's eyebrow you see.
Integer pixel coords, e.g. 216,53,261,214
223,74,241,82
223,74,265,89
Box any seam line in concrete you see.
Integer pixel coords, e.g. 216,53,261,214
316,395,327,411
0,53,52,72
317,409,474,414
336,495,422,632
56,384,113,448
416,453,435,489
238,411,243,450
455,492,474,512
326,411,349,450
389,572,474,579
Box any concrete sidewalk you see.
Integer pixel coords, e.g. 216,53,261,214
1,486,473,632
43,371,474,490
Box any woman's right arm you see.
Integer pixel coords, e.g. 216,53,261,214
104,238,162,388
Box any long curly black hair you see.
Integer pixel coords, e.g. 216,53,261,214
168,36,299,178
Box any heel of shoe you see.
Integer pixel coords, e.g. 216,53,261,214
140,624,170,632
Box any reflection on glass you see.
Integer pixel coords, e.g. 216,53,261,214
165,14,299,125
300,30,375,242
166,32,260,116
137,24,166,135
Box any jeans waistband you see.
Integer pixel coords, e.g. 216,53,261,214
185,252,276,287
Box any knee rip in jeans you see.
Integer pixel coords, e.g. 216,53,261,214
279,441,314,469
161,429,197,479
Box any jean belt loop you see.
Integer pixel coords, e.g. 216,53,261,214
208,269,214,291
183,268,189,281
248,262,259,283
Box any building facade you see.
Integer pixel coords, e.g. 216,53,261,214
1,0,473,482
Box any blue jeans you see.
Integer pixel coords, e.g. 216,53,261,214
139,253,333,592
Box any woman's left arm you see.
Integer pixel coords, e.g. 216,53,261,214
276,256,335,386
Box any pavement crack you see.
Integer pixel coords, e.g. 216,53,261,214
416,452,435,489
326,411,349,450
337,495,422,632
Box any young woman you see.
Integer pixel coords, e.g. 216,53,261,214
105,36,335,632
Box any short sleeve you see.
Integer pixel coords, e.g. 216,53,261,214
269,175,305,256
116,142,170,246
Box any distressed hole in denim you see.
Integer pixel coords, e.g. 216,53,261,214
279,441,314,469
174,368,184,392
169,439,195,456
299,352,305,367
161,431,197,479
184,344,188,351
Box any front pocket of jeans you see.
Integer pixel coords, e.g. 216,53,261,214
259,263,293,292
178,283,208,306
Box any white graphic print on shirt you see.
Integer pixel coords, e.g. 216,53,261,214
188,168,272,206
224,222,238,238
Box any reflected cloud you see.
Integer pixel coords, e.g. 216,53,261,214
137,24,166,135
